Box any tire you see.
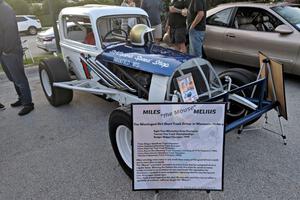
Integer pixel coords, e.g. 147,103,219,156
39,57,73,107
109,106,133,178
28,26,37,35
219,69,260,125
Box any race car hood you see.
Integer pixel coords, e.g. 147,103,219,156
96,43,195,76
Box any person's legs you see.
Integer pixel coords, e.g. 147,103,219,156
1,57,21,106
174,27,187,53
10,84,22,107
152,24,162,43
189,29,205,57
1,52,34,115
1,53,32,106
178,43,187,53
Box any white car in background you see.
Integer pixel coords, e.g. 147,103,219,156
16,15,42,35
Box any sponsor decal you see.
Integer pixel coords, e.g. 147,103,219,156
109,50,170,68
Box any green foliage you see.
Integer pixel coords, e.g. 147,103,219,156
42,0,68,15
23,54,54,66
6,0,30,15
39,0,116,26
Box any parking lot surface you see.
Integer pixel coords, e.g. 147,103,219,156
0,63,300,200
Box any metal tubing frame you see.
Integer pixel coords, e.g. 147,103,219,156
237,59,287,144
204,77,276,133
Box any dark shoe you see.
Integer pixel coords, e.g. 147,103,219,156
0,103,5,111
11,100,22,107
18,103,34,116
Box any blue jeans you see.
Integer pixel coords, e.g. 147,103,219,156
0,52,32,105
189,28,205,57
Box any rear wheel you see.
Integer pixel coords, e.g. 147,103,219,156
28,26,37,35
219,68,260,125
109,107,133,178
39,57,73,107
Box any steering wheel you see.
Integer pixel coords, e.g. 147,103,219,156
103,28,128,42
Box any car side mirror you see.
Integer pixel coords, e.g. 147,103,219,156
275,24,294,34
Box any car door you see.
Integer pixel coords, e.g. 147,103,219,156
16,16,28,32
60,15,100,80
204,7,236,61
222,6,298,73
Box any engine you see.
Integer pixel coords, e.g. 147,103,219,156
109,63,152,99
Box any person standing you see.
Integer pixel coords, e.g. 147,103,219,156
167,0,190,53
141,0,163,42
187,0,207,57
121,0,136,33
0,0,34,116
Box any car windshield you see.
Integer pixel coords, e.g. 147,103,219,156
271,5,300,31
97,15,150,45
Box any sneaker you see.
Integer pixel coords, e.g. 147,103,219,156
11,100,22,107
18,103,34,116
0,103,5,111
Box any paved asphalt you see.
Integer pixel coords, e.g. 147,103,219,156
0,62,300,200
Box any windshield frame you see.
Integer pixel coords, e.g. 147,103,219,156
96,14,152,48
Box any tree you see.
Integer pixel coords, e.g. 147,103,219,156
42,0,68,15
6,0,30,15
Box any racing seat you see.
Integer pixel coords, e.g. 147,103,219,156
84,32,95,45
237,17,257,31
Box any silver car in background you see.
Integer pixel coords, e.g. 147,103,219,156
204,3,300,75
36,27,57,52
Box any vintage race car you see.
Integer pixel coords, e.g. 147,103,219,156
39,5,273,177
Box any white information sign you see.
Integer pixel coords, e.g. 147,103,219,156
132,103,225,191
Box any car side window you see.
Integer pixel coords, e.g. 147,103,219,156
233,7,283,32
62,15,95,46
28,16,38,20
16,17,27,22
207,8,234,27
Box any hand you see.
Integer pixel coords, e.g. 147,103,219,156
181,8,188,17
169,6,176,13
129,2,135,7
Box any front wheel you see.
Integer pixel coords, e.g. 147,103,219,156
39,57,73,107
109,107,133,178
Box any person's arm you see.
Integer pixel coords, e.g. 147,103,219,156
169,6,181,14
0,26,3,55
189,10,204,30
0,10,4,55
140,0,146,9
2,7,19,53
165,17,169,32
